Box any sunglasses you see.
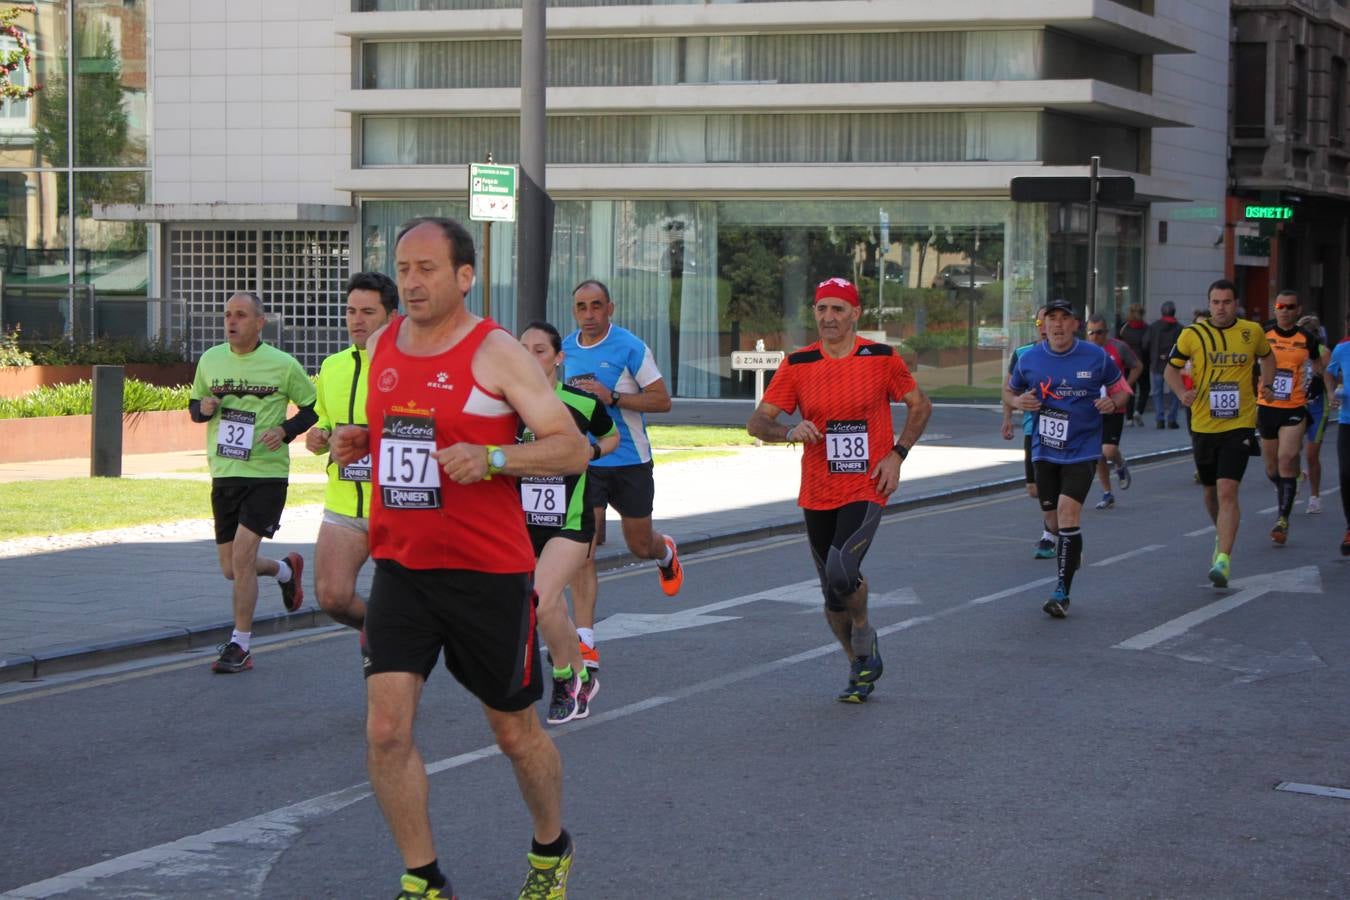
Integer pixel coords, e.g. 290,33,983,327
1274,302,1299,310
1087,329,1107,335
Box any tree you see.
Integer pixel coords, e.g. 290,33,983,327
0,5,39,102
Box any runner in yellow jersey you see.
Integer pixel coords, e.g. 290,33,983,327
1258,290,1324,545
1165,279,1274,587
304,272,397,652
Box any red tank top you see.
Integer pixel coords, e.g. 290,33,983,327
367,317,534,572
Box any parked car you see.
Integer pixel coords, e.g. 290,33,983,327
862,260,906,284
933,264,998,289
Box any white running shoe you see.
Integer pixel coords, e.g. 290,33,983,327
1307,495,1322,515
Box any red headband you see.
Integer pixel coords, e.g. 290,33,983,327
815,277,860,308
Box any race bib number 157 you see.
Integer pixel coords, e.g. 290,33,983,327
379,415,440,509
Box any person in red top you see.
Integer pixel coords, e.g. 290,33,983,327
747,277,931,703
332,217,589,900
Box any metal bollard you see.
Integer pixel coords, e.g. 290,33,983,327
91,365,124,477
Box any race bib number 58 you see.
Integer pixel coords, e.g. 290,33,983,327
825,420,869,474
379,415,440,509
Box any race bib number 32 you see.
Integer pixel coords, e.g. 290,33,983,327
520,476,566,527
379,415,440,509
216,408,255,460
825,420,869,474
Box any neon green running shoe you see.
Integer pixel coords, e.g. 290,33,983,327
1208,554,1230,589
396,873,453,899
519,839,574,899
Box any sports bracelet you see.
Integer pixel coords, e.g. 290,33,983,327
893,442,909,460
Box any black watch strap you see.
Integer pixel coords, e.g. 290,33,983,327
893,442,909,460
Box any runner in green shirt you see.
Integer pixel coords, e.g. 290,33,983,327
304,272,397,649
189,291,319,673
519,321,619,724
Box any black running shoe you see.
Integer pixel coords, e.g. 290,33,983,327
280,552,305,612
850,634,884,685
211,641,252,673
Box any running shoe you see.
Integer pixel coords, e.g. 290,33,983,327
1342,530,1350,557
837,679,874,703
396,874,453,899
519,839,574,899
211,641,252,673
578,641,600,672
1095,492,1115,510
1271,517,1289,546
657,536,684,596
1208,555,1230,589
1168,421,1180,429
1042,584,1069,619
1034,538,1056,559
547,673,582,726
1307,495,1322,514
576,671,597,719
850,633,884,685
1116,464,1131,490
280,551,305,612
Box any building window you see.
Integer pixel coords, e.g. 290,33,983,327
1332,57,1346,146
1293,44,1308,141
0,35,32,130
1233,42,1266,139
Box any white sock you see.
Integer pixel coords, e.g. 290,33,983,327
577,628,595,649
1041,530,1055,542
274,559,292,583
656,543,673,568
231,630,252,652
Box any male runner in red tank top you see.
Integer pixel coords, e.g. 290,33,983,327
333,218,588,900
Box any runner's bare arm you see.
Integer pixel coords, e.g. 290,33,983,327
613,377,672,414
1003,384,1040,412
748,401,821,444
1163,361,1192,406
595,430,621,458
1257,352,1276,401
892,385,931,452
442,329,588,481
331,425,369,464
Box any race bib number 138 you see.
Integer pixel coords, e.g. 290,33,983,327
825,420,869,474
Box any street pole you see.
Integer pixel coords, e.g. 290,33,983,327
1087,154,1100,320
517,0,547,326
482,154,493,319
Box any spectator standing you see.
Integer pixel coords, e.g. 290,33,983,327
1118,303,1149,424
1143,301,1185,429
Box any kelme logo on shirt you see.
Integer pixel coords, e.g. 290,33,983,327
427,371,454,392
378,368,399,392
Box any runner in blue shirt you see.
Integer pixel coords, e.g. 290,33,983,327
1324,312,1350,556
1001,305,1056,558
561,279,684,678
1005,298,1133,618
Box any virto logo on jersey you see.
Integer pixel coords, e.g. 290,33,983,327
1207,351,1250,366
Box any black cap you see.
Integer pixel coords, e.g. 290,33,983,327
1044,298,1076,316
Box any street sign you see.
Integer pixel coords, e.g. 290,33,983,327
730,350,785,371
879,208,890,248
468,163,518,222
1009,176,1136,204
1243,204,1293,221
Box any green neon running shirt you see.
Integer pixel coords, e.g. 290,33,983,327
516,382,616,531
191,342,316,479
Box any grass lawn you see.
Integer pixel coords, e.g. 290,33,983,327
924,384,1002,402
647,425,756,448
0,479,327,538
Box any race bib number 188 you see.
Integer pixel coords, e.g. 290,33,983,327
379,415,440,509
1208,381,1240,418
825,420,869,474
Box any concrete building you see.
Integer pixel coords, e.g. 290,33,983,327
85,0,1233,396
1228,0,1350,337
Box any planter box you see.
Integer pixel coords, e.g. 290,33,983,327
0,364,195,399
0,409,201,464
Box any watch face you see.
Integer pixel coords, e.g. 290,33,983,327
490,449,507,469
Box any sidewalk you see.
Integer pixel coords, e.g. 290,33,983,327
0,405,1194,682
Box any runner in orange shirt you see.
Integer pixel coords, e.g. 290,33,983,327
1258,290,1324,544
748,277,931,703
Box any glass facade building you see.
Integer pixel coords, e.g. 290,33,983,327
0,0,150,341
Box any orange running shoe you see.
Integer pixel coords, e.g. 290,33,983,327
657,535,684,596
579,641,600,671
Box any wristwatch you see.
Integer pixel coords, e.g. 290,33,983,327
486,445,507,475
610,389,621,407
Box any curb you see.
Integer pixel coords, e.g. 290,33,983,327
1,446,1192,684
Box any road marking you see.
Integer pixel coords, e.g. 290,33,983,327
1114,565,1323,652
1091,545,1163,567
1144,633,1325,683
3,562,1058,898
1185,525,1216,537
1275,781,1350,801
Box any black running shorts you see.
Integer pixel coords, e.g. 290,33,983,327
1191,428,1256,485
1257,405,1308,440
364,560,543,712
1101,412,1125,446
527,522,594,558
211,478,288,544
585,461,656,519
1034,460,1096,510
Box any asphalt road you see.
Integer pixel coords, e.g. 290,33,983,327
2,452,1347,899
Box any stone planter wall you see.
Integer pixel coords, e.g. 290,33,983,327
0,364,195,399
0,409,200,464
